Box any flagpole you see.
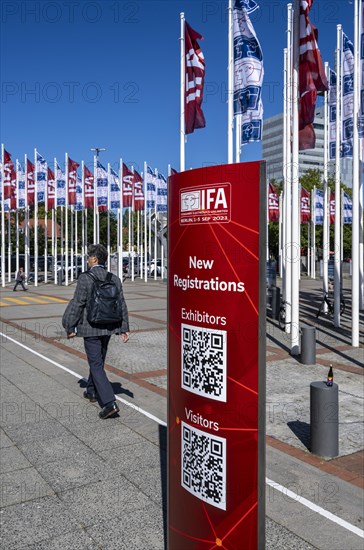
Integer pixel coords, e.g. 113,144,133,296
70,206,74,282
119,159,123,280
352,0,360,344
44,163,48,284
34,149,38,287
107,163,111,272
54,158,58,283
144,161,148,282
65,153,69,286
228,0,234,163
180,12,186,171
16,160,20,276
291,0,300,355
312,187,316,278
25,155,30,279
81,161,85,272
7,210,11,283
334,25,342,327
323,62,330,308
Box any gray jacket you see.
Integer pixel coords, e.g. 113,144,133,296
62,266,129,337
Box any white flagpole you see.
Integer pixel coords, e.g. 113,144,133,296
70,206,74,282
15,160,20,276
65,153,69,286
235,115,242,162
334,25,342,327
25,155,30,279
7,209,11,283
44,163,48,284
107,163,111,272
180,12,186,171
118,159,123,280
93,155,97,243
312,187,316,279
291,0,300,355
54,158,58,283
75,208,78,269
34,149,39,287
144,161,148,282
352,0,360,343
323,62,330,307
228,0,234,163
154,169,158,280
81,161,85,272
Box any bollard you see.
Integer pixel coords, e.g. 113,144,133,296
271,286,280,320
301,325,316,365
310,381,339,458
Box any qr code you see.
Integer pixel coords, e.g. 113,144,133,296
181,422,226,510
181,323,227,402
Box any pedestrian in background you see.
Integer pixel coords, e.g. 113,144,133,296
13,267,27,291
62,244,130,419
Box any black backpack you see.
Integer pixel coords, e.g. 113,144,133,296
86,271,123,325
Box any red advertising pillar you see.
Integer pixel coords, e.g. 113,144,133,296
168,162,266,549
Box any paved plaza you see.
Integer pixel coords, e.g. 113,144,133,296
0,274,363,549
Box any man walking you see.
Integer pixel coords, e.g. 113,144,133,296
62,244,130,419
13,267,27,291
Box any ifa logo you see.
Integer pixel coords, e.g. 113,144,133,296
180,183,231,225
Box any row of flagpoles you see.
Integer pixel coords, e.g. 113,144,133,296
0,146,171,287
180,0,363,349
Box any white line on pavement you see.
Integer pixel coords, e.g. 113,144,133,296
1,332,363,539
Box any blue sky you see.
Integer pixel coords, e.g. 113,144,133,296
0,0,356,175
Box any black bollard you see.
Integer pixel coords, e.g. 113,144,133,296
310,381,339,458
271,286,281,320
301,325,316,365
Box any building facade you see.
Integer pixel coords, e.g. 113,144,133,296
262,108,353,187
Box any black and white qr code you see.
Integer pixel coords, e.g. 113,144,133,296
181,422,226,510
181,323,227,402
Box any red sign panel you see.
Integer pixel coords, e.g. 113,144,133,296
168,162,266,549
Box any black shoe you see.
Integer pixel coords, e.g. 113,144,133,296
83,390,97,403
99,402,119,419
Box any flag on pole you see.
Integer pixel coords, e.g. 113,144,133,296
35,152,47,203
17,161,26,210
330,190,335,224
233,0,264,144
343,192,353,224
68,156,80,206
109,167,121,210
3,149,14,199
133,169,144,212
300,186,311,223
47,167,55,210
329,69,337,159
55,161,66,207
340,33,354,158
156,172,167,213
268,182,279,221
9,167,17,210
298,0,328,150
314,188,324,224
96,160,108,212
83,165,94,209
122,163,133,207
27,159,35,206
146,165,156,210
184,21,206,134
75,175,83,211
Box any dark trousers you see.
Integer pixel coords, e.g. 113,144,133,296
83,335,114,406
13,280,27,291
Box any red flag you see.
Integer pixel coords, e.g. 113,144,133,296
3,149,14,199
299,0,328,150
122,163,133,207
330,191,335,224
300,187,311,223
185,21,206,134
47,167,55,210
27,159,35,206
68,157,79,205
268,183,279,222
133,169,144,211
83,165,94,209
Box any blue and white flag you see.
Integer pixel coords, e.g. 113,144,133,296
96,160,108,209
329,69,337,160
109,167,121,210
36,151,47,203
359,0,364,137
145,165,156,210
74,175,83,211
343,192,353,224
17,160,26,209
341,33,354,158
315,189,324,225
56,160,66,207
233,0,264,144
156,171,167,213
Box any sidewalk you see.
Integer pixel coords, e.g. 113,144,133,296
0,277,363,549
